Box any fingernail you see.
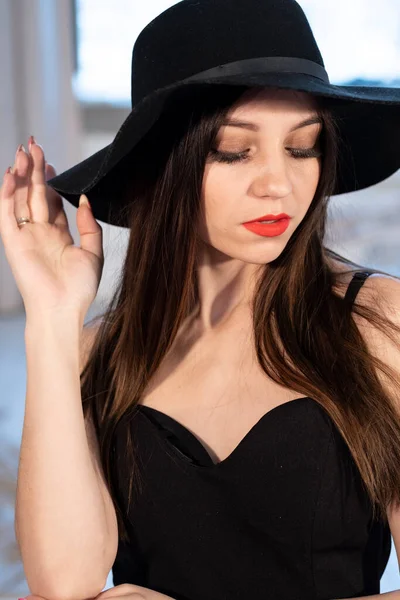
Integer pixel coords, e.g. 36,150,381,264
4,166,12,176
28,135,36,152
15,144,26,160
79,194,91,209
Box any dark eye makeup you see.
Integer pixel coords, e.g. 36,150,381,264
209,146,323,164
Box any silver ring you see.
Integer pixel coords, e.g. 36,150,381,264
16,217,31,227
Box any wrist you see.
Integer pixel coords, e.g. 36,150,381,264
24,311,84,339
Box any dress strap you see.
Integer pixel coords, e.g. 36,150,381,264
343,271,374,308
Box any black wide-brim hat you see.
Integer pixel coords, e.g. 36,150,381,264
48,0,400,229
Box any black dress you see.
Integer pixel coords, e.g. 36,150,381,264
111,271,392,600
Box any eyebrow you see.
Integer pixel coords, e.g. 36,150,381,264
221,115,323,132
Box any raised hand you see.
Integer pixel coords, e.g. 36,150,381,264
0,138,104,323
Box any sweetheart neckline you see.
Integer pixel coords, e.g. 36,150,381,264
136,396,322,469
131,271,374,469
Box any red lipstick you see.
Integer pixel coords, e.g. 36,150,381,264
242,213,291,238
243,213,290,224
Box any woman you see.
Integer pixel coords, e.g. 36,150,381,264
2,0,400,599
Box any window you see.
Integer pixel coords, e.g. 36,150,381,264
73,0,178,106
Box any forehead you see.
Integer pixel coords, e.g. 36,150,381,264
228,87,319,116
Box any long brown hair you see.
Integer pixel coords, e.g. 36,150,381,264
80,84,400,544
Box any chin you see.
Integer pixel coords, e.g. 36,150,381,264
200,232,288,264
220,245,285,265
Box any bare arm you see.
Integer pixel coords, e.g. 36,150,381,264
15,316,118,600
23,584,177,600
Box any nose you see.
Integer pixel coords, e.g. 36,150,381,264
250,157,292,198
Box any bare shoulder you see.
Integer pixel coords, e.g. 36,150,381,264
329,257,400,318
354,271,400,403
330,257,400,393
358,270,400,309
345,268,400,338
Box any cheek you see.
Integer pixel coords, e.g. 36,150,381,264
294,160,321,206
308,158,322,188
200,166,239,225
312,158,322,184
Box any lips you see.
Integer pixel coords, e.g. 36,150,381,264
244,213,290,224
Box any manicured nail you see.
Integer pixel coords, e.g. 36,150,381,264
15,144,26,160
79,194,91,209
4,166,12,176
28,135,36,152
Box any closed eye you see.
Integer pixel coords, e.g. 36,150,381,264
209,147,323,164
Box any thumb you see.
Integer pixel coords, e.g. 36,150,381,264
77,194,103,261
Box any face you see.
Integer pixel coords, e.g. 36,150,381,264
198,88,323,266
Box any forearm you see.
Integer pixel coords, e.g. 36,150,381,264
96,584,176,599
15,317,110,600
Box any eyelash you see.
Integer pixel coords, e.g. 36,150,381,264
209,147,322,164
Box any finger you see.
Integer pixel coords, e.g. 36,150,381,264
44,162,69,227
28,141,49,222
45,162,57,180
13,147,32,220
77,194,103,261
0,168,20,240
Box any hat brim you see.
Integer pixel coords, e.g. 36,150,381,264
48,72,400,227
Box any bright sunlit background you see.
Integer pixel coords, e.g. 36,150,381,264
0,0,399,597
